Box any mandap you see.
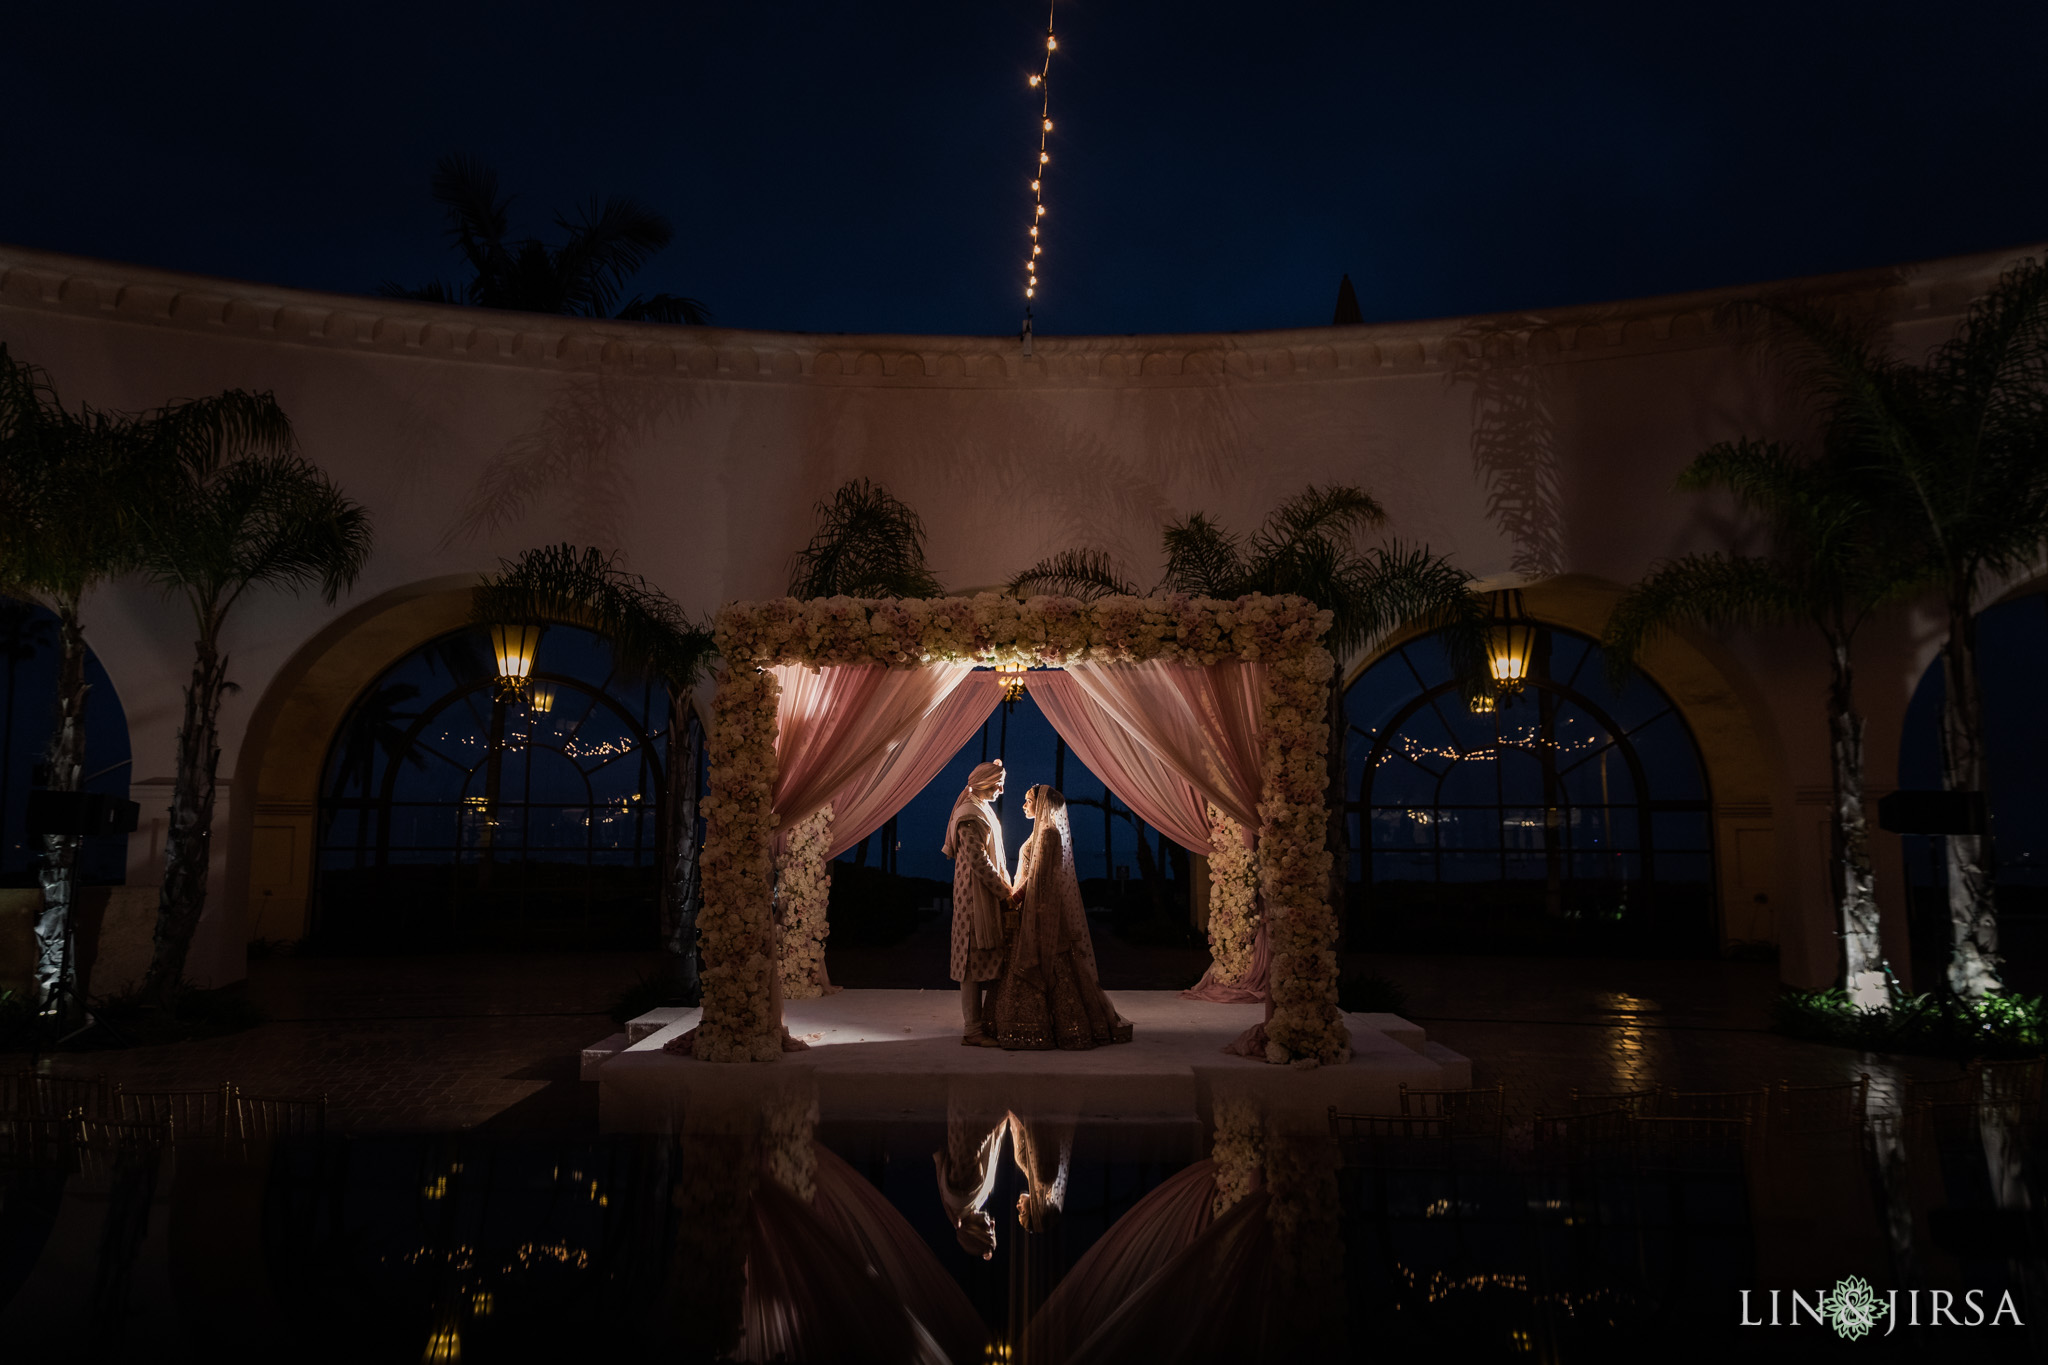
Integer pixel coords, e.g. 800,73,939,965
691,592,1349,1066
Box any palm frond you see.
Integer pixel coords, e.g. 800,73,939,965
1249,484,1386,562
1603,554,1803,685
787,479,945,599
554,195,674,319
1335,542,1486,674
1158,513,1245,597
431,153,513,283
475,543,716,688
615,293,713,326
1008,549,1138,601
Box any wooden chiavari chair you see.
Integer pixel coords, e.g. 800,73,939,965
2,1071,111,1119
1400,1083,1507,1162
1770,1075,1870,1137
232,1088,326,1141
1566,1086,1654,1117
1630,1115,1754,1171
116,1083,233,1141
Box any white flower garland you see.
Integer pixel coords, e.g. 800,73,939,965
1204,803,1261,987
1210,1096,1265,1217
697,592,1348,1065
776,808,834,1000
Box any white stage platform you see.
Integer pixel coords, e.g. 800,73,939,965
593,989,1470,1133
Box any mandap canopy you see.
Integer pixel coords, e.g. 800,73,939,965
694,592,1348,1066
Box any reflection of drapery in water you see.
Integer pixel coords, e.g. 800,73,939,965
1026,1102,1341,1364
665,1087,985,1364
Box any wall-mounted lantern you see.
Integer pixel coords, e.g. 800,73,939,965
1486,589,1536,698
490,623,543,701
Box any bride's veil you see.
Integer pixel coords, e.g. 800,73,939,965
1033,786,1093,966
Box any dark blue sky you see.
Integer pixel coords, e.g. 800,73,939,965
6,1,2043,337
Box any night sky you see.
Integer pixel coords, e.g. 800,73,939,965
6,1,2044,338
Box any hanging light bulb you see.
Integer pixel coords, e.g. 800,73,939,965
1033,244,1042,256
1030,225,1039,237
1036,204,1046,217
1039,151,1050,164
1043,118,1054,132
1030,179,1040,192
1028,73,1041,87
1046,34,1057,51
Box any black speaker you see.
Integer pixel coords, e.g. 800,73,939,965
1877,789,1985,836
24,790,142,837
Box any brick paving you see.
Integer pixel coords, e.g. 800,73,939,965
2,931,1968,1132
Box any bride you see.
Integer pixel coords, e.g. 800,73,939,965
983,785,1134,1051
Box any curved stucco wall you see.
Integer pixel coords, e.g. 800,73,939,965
3,240,2038,988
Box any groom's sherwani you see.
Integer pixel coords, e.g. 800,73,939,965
947,803,1008,984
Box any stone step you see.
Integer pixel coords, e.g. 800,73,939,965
581,1032,629,1081
626,1007,697,1043
1350,1012,1426,1053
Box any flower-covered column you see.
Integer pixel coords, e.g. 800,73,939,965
694,664,785,1062
1203,803,1261,989
777,808,835,1000
1257,645,1350,1065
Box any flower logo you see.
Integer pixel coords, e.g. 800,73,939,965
1822,1275,1882,1341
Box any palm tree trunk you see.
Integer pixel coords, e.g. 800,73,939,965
146,633,229,1000
1825,636,1884,1006
1939,587,2001,997
662,696,703,1001
32,601,88,1025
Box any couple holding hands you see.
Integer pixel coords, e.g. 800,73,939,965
943,760,1135,1051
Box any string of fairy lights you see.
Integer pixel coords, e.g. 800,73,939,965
1022,2,1057,310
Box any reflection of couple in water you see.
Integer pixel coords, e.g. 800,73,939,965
943,759,1134,1050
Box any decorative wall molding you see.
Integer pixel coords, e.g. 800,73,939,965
2,240,2039,391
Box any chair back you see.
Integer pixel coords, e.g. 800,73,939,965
116,1084,233,1141
233,1089,327,1141
1567,1087,1653,1117
1770,1075,1869,1136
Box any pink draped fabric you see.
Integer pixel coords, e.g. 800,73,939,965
1030,672,1214,855
810,1143,989,1365
1181,916,1270,1005
822,673,1004,861
1067,661,1268,832
770,662,974,833
1024,1158,1226,1362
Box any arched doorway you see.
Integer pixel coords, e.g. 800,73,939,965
1345,619,1717,955
1898,590,2048,993
1,598,131,888
312,624,671,950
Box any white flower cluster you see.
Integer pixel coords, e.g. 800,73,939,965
1210,1096,1266,1218
776,808,835,1000
716,591,1332,669
1203,803,1262,987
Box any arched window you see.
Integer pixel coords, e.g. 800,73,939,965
1344,621,1715,954
315,626,670,948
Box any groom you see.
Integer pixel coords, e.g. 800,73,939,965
943,759,1011,1042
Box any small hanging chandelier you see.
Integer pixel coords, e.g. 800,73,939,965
996,666,1028,705
490,622,543,702
528,683,555,715
1487,589,1536,697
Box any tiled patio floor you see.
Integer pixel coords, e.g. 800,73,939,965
3,922,1965,1131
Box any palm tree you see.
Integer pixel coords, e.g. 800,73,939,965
1012,485,1488,933
0,346,150,1025
1605,438,1919,1006
787,479,946,599
1844,259,2048,997
134,405,374,999
382,154,710,324
473,545,717,993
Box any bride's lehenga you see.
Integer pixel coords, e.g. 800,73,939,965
985,790,1134,1051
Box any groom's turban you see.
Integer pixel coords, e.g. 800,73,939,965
965,760,1004,793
